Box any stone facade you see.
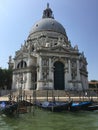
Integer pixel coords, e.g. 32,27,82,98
8,4,88,91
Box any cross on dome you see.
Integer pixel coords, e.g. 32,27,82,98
47,3,49,8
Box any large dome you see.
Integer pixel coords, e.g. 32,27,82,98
29,4,66,36
30,18,66,35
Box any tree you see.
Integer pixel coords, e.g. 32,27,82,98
0,68,12,89
0,68,4,88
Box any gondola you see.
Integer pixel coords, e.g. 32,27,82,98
0,101,18,116
83,104,98,111
69,101,92,111
36,101,70,112
0,101,29,116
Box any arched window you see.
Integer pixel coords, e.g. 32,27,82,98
17,60,27,69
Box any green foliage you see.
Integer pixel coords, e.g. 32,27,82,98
91,80,98,82
0,68,12,90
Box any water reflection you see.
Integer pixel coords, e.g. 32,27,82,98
0,109,98,130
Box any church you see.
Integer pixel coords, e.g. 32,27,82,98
8,4,88,91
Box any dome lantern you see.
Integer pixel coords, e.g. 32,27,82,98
42,3,54,19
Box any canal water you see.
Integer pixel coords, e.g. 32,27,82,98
0,109,98,130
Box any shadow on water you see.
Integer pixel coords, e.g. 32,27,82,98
0,109,98,130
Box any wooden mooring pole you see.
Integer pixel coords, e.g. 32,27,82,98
46,90,48,101
29,95,32,112
32,90,36,116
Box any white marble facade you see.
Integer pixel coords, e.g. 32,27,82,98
9,4,88,91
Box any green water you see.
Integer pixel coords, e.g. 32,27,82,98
0,109,98,130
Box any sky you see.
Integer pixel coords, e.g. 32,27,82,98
0,0,98,81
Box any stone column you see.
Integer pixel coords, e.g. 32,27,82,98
65,59,73,90
64,59,71,90
68,59,71,80
26,72,32,89
49,58,52,79
48,58,53,89
76,60,80,80
12,74,16,90
76,59,82,90
38,56,42,80
37,56,43,90
64,61,68,90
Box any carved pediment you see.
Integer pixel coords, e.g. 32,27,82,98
15,51,28,60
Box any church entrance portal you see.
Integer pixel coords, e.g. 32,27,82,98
54,61,64,90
